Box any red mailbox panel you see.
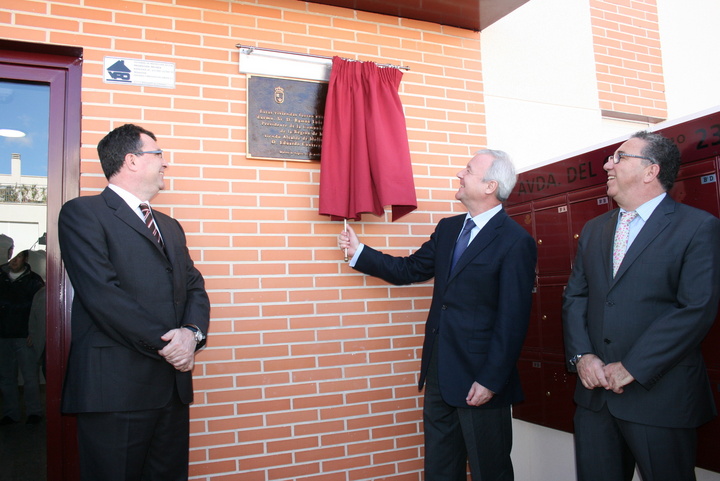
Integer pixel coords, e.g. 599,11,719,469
508,203,534,239
542,361,577,433
536,281,567,357
568,188,613,262
514,358,545,426
669,159,719,217
534,200,571,276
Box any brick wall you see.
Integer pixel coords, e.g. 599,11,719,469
3,1,483,479
590,0,667,121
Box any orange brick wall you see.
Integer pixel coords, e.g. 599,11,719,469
590,0,667,120
3,1,483,479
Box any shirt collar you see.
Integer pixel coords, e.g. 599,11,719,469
108,183,150,213
466,204,503,231
620,192,666,222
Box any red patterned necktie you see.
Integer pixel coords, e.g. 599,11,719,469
139,203,164,247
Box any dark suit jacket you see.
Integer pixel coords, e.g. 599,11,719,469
563,195,720,428
354,210,537,408
58,187,210,413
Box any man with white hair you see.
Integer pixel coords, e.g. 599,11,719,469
338,150,537,481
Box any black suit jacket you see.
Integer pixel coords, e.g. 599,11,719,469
563,195,720,428
58,187,210,413
354,210,537,408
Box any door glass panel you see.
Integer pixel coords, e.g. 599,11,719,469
0,79,50,480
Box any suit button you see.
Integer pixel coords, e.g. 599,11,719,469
606,301,614,306
166,267,172,272
441,305,447,310
604,338,611,344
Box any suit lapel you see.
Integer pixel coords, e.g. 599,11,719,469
102,188,169,259
611,196,674,284
602,210,619,282
153,212,176,260
447,210,503,282
438,215,466,281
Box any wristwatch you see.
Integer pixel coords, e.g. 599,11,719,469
182,324,205,344
569,353,586,366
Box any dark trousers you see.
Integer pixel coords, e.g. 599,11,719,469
423,345,514,481
574,404,697,481
76,393,190,481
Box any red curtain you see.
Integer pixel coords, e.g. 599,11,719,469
319,57,417,222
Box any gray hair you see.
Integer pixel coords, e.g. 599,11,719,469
475,149,517,202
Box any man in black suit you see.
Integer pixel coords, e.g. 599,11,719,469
563,131,720,481
59,124,210,480
338,150,537,481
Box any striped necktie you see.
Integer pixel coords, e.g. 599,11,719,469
139,203,164,247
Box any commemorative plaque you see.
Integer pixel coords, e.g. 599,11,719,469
247,75,328,162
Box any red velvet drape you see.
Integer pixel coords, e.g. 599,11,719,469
319,57,417,222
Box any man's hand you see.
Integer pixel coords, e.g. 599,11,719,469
576,354,610,390
466,381,494,407
338,225,360,258
603,362,634,394
159,328,197,372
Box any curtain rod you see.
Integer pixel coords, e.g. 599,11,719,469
236,44,410,71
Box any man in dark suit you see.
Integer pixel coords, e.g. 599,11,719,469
563,131,720,481
58,124,210,480
338,150,537,481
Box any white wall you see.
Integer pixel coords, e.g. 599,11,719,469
657,0,720,120
480,0,650,172
481,0,720,174
484,0,720,479
510,419,719,481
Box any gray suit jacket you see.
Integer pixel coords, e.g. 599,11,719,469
563,195,720,428
59,187,210,413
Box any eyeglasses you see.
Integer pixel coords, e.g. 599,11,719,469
608,152,655,164
133,150,164,157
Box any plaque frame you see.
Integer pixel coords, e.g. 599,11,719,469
246,74,328,162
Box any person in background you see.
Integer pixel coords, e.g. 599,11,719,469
563,131,720,481
28,285,46,378
338,149,537,481
0,234,13,264
58,123,210,480
0,249,45,425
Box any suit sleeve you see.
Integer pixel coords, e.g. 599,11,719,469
59,199,201,359
623,214,720,387
562,222,595,371
353,223,441,285
477,232,537,393
173,218,211,346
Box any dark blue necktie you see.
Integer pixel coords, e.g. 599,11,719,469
451,218,475,271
